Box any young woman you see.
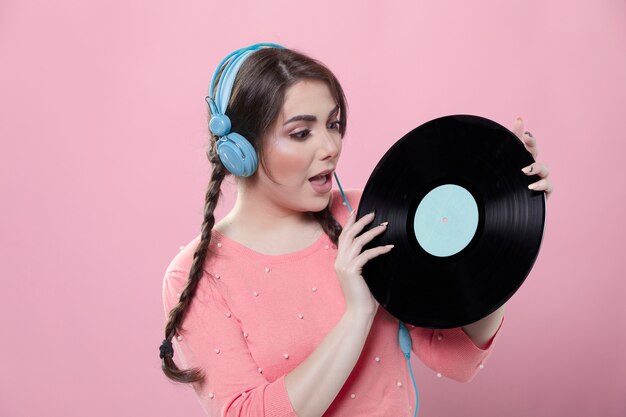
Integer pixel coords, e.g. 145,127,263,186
160,43,553,417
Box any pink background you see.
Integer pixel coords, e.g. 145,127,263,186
1,1,624,416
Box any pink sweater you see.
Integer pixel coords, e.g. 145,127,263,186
162,189,502,417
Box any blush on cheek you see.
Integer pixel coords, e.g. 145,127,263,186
264,139,311,185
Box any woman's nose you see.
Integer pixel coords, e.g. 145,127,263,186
319,130,341,160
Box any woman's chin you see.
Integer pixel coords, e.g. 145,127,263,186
309,192,332,212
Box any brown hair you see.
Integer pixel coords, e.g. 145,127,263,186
161,46,348,384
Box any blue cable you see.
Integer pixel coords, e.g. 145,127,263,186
333,172,353,213
406,355,419,417
399,322,419,416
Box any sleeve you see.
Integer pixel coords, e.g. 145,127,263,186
408,317,504,383
162,269,298,417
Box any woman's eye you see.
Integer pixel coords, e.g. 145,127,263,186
328,120,341,130
290,129,310,140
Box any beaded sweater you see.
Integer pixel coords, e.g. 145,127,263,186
162,189,503,417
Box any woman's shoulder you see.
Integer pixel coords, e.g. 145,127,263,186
329,188,363,226
163,233,222,279
162,233,228,305
165,233,194,267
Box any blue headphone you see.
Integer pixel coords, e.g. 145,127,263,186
205,42,285,177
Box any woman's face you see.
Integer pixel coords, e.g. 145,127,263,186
251,79,343,214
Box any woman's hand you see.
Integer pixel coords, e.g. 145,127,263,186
512,117,554,200
334,211,393,317
285,210,392,417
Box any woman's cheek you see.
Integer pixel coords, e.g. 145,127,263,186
265,139,311,183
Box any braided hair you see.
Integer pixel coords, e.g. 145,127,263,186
160,47,348,384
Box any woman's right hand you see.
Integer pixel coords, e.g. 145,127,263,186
334,210,394,317
285,210,394,417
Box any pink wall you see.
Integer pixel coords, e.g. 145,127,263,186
1,1,624,416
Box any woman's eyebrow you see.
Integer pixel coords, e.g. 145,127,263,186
283,105,340,126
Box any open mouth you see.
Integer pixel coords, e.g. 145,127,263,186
308,171,334,193
308,172,331,185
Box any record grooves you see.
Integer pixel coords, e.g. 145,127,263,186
357,115,545,328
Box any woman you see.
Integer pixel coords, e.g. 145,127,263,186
160,43,553,417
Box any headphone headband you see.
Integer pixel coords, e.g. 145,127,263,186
207,43,285,116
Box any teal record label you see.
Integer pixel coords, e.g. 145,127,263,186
413,184,479,258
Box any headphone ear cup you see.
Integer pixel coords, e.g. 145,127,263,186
217,133,258,177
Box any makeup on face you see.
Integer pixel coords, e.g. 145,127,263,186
258,80,343,211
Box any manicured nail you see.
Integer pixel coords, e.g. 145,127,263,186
386,244,395,249
528,184,537,189
380,221,389,227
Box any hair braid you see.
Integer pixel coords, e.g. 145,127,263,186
161,141,227,384
313,206,342,245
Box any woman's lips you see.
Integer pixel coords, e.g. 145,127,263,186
309,173,333,193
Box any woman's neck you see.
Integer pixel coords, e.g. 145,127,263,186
214,187,323,255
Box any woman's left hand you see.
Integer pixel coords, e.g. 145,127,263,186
512,117,554,200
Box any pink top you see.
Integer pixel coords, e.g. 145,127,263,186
162,189,503,417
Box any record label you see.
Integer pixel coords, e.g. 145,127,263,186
413,184,479,257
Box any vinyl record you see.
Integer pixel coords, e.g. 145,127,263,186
357,115,546,329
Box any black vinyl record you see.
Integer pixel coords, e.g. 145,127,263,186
357,115,546,329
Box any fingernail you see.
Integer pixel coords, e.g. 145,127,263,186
528,184,537,189
380,221,388,227
369,211,376,216
516,116,523,121
386,244,394,249
350,209,356,216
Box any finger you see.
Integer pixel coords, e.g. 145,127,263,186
522,131,538,159
352,244,394,270
527,178,554,195
344,209,358,228
511,116,524,139
353,222,389,248
343,211,376,240
521,162,550,178
338,209,360,245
